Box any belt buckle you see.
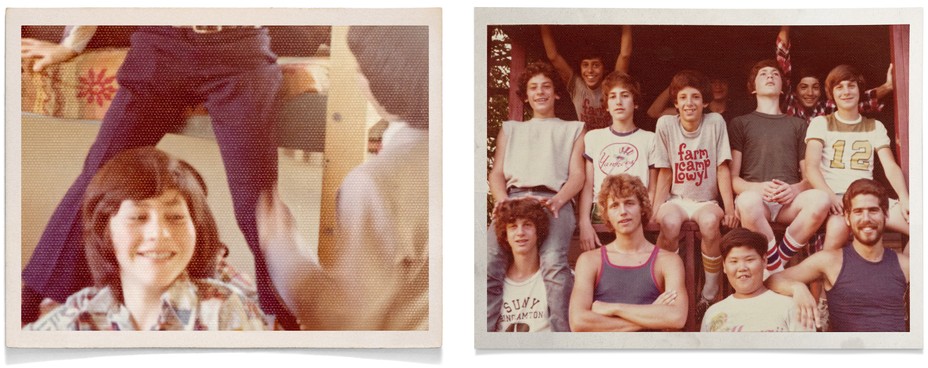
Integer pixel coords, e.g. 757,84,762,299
192,25,222,34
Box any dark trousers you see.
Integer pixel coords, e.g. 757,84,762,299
22,26,299,329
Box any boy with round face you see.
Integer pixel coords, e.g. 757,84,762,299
767,179,909,332
26,147,269,331
541,25,632,131
578,71,658,251
729,60,831,278
776,26,894,122
701,229,813,332
804,65,909,254
652,70,737,324
494,198,553,332
487,61,585,332
569,174,686,332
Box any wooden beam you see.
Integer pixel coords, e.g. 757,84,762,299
317,26,368,266
507,39,525,121
889,25,910,183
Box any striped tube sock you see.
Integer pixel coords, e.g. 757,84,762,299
702,253,722,301
765,238,782,272
778,226,806,264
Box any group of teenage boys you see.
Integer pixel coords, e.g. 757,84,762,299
488,25,909,333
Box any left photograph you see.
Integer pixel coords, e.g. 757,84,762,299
7,8,441,348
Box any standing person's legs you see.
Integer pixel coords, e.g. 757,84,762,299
539,199,576,332
21,31,187,322
202,47,299,329
486,215,507,331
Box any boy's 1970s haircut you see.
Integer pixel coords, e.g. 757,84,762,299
347,26,429,130
746,59,783,94
843,178,890,215
81,147,224,301
825,64,866,101
720,228,768,259
516,61,562,102
494,197,550,259
670,69,714,105
600,71,642,111
596,174,652,231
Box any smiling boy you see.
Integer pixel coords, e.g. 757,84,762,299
578,71,657,251
541,25,632,131
569,174,686,332
804,65,909,254
701,228,813,332
729,60,830,277
487,61,585,332
494,198,553,332
652,70,737,324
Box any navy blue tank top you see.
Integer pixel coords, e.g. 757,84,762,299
826,246,907,332
593,245,662,304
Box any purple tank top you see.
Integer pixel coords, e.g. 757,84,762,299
593,245,662,304
826,246,907,332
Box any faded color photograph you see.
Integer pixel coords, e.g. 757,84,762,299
476,8,919,349
8,8,440,348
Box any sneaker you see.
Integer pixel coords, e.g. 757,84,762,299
695,297,713,327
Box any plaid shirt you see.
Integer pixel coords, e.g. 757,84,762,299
25,274,272,331
777,35,882,122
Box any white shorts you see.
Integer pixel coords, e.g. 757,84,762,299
664,196,719,219
735,197,783,222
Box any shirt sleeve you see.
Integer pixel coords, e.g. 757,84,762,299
797,119,810,162
646,131,659,168
583,130,594,161
728,116,744,152
652,117,672,168
805,116,828,144
61,26,98,53
777,33,793,95
873,120,892,151
714,114,732,165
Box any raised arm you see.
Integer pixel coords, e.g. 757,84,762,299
615,25,632,73
647,85,676,119
568,252,644,331
540,25,574,86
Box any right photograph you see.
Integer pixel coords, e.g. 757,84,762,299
475,8,921,349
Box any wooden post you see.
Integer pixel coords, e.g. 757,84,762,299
889,25,910,183
507,39,525,121
318,26,368,266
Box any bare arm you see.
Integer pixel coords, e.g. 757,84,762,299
568,252,644,332
21,25,96,72
615,25,632,73
647,85,675,119
647,167,658,206
766,250,837,329
488,128,510,213
730,150,767,195
717,161,738,228
544,135,586,217
578,159,602,251
591,251,688,329
877,147,909,222
540,25,573,86
804,139,842,214
652,168,672,224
